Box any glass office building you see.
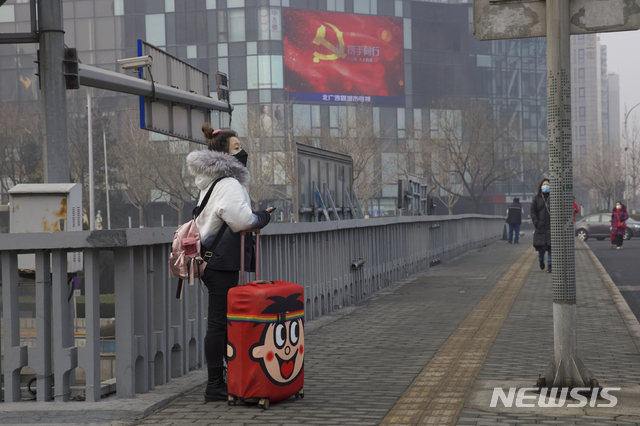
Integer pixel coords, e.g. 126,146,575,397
0,0,560,216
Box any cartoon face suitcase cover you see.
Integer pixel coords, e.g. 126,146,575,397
227,280,305,408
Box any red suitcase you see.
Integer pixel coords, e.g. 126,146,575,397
226,231,305,409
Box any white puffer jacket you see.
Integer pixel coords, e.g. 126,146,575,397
187,149,254,245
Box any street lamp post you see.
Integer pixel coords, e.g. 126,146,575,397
624,102,640,214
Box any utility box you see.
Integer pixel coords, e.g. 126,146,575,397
9,183,83,272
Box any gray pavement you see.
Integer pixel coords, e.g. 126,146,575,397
129,238,529,426
463,239,640,425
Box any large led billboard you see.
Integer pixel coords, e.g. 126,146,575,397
283,9,405,106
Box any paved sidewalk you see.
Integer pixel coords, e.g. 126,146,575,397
122,235,640,426
130,238,529,426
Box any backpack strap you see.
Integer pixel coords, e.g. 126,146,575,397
192,176,228,219
176,278,184,299
196,176,232,262
175,257,208,299
201,222,228,262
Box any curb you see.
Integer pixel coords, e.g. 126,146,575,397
580,240,640,354
0,370,207,425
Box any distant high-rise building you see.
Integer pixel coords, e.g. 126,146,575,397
569,34,620,212
570,34,620,156
607,72,621,148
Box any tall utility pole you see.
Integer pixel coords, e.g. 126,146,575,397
87,90,95,230
38,0,69,183
543,0,594,389
103,129,111,229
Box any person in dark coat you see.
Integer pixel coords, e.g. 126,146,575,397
531,179,552,273
506,197,523,244
611,201,629,249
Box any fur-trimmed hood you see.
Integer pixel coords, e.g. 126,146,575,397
187,149,250,190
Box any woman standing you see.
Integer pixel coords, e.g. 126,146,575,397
531,179,552,273
187,124,273,401
611,201,629,250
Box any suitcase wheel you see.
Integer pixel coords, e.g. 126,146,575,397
295,388,304,399
258,398,270,410
227,395,237,406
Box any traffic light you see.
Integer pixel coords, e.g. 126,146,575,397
64,47,80,90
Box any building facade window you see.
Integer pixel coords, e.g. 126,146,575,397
114,0,124,16
146,14,167,47
578,87,585,99
228,10,245,42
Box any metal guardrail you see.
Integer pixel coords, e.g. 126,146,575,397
0,215,502,403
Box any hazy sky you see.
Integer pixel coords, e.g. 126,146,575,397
600,31,640,138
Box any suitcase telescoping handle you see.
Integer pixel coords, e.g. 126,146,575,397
240,229,260,286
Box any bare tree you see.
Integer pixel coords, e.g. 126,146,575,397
147,139,200,224
423,144,462,215
65,89,126,228
236,104,296,213
576,144,624,210
0,106,44,195
624,117,640,213
422,98,521,213
320,103,392,213
522,143,549,194
111,111,162,227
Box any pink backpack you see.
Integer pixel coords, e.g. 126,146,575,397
169,176,229,298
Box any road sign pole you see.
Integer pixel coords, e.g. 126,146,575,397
542,0,595,390
38,0,70,183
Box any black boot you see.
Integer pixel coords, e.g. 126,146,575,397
205,366,228,402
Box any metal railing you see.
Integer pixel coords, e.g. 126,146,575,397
0,215,502,403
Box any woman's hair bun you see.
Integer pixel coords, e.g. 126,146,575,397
202,123,215,139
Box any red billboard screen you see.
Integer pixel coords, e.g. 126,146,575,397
283,9,405,106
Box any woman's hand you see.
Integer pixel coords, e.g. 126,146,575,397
267,207,276,215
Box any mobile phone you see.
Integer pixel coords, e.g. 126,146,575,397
267,207,277,213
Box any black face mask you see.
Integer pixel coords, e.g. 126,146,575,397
234,149,248,167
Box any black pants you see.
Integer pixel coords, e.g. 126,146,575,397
203,268,239,369
614,234,624,247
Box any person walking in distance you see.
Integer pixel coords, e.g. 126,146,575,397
506,197,523,244
573,196,579,222
611,201,629,250
531,179,552,273
187,124,275,401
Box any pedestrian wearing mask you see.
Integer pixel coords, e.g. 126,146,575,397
611,201,629,250
531,179,552,273
187,124,274,401
506,197,523,244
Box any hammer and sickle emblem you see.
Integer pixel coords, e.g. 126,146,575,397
312,22,347,63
